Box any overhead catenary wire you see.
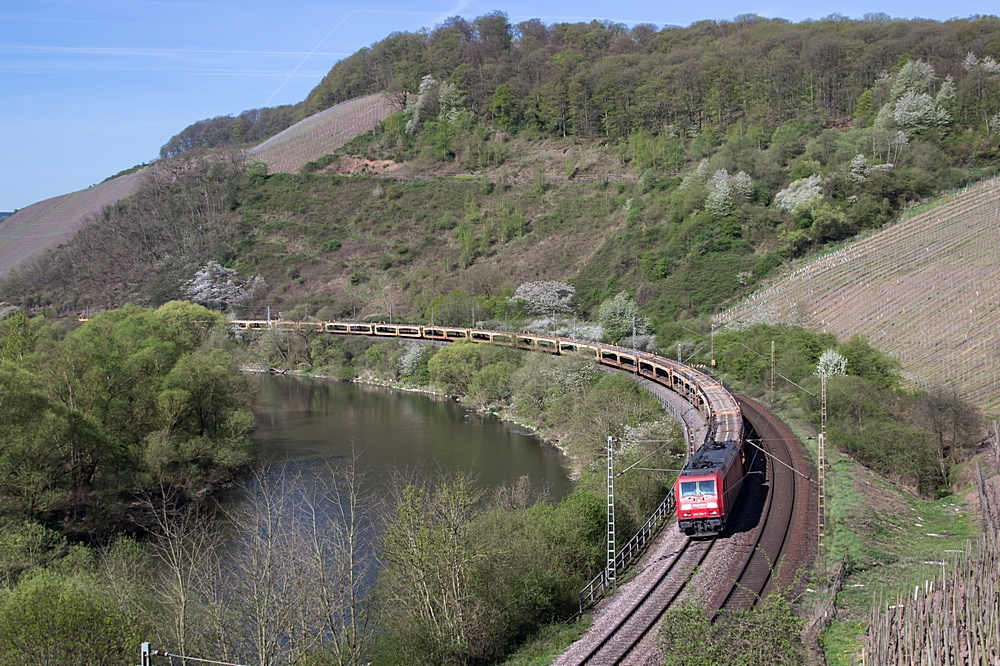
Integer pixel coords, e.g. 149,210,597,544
746,438,816,484
738,343,818,397
614,439,680,477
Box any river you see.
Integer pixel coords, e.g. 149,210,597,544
246,373,574,499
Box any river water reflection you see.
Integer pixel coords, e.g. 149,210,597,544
247,374,574,500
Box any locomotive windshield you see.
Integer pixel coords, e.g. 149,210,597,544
680,480,717,497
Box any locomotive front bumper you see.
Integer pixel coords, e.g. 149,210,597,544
679,517,724,536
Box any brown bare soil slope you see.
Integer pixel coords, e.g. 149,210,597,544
0,172,142,277
246,94,393,174
718,178,1000,414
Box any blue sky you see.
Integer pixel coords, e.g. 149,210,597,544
1,0,996,211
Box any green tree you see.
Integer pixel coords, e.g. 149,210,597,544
490,83,519,128
377,474,485,664
427,342,484,394
468,360,518,404
598,292,649,344
0,568,149,666
0,313,34,362
659,594,804,665
838,334,902,389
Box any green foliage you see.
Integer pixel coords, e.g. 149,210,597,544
708,324,982,496
246,159,268,185
490,83,519,128
837,334,902,388
0,567,149,666
0,313,33,362
0,304,253,529
0,521,66,588
375,473,605,666
427,341,518,395
659,594,804,665
598,292,649,344
377,473,487,664
468,360,518,404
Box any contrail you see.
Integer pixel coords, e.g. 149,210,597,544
264,1,367,106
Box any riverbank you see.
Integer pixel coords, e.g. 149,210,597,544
242,363,585,475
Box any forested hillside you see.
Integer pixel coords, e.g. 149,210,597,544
160,14,1000,164
5,12,1000,358
3,14,1000,665
305,13,1000,135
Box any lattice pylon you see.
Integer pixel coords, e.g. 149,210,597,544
607,436,617,588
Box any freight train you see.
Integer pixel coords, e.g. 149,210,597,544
230,319,745,535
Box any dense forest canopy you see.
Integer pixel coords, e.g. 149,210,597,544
160,13,1000,157
0,303,253,536
305,12,1000,135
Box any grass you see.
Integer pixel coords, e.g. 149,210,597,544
498,617,591,666
233,173,653,319
761,392,978,666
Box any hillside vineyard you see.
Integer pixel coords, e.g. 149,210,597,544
720,178,1000,412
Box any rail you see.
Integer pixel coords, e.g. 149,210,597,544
579,488,678,611
230,318,742,608
229,318,740,430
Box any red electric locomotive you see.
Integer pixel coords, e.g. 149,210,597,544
676,438,745,536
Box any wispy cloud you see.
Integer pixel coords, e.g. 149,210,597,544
0,61,330,76
264,1,370,106
430,0,476,26
0,44,348,58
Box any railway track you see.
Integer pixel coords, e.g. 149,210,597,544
567,538,715,666
712,395,799,613
217,319,814,660
559,395,811,665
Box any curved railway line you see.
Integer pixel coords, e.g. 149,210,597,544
571,538,716,665
560,394,811,665
713,395,799,613
227,320,814,663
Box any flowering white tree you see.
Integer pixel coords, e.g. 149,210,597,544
848,154,869,183
891,59,936,98
967,52,1000,76
398,343,432,377
405,75,439,135
705,169,734,219
894,87,953,130
437,82,464,123
703,169,753,219
732,171,755,200
775,174,825,213
679,159,711,192
509,281,575,316
183,261,266,311
872,59,954,132
847,154,895,183
815,349,847,380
